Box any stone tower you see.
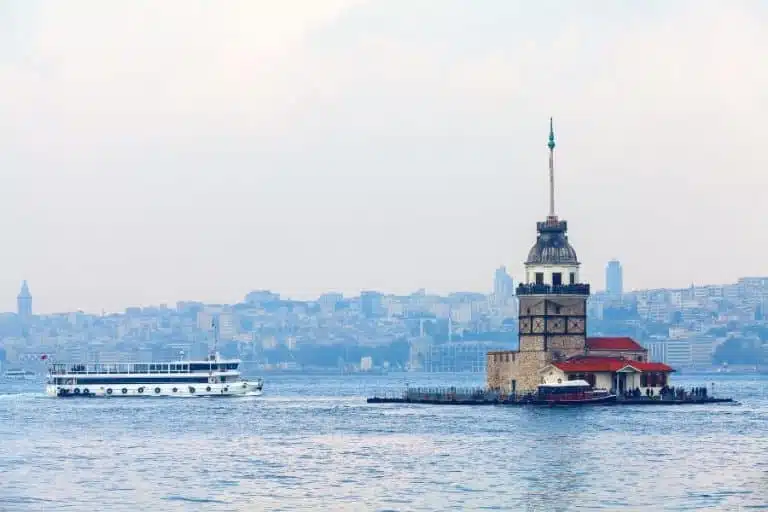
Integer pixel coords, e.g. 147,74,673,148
486,119,590,393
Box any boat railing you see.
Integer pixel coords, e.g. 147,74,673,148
48,362,240,376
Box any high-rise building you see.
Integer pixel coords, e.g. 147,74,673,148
493,266,514,305
360,291,383,319
606,259,623,296
17,281,32,334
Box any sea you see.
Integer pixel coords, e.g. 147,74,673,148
0,372,766,511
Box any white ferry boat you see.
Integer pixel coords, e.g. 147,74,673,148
45,354,263,398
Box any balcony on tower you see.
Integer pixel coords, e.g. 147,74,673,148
516,283,591,296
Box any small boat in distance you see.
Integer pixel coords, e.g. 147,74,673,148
531,379,617,406
46,354,263,398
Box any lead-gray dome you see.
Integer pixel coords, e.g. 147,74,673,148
525,219,579,265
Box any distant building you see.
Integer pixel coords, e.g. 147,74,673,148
17,280,32,337
318,293,343,313
606,260,623,296
217,313,236,341
424,341,511,373
360,291,384,319
493,266,515,305
244,290,280,306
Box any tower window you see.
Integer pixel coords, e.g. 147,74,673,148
570,272,576,285
535,272,544,285
552,273,562,286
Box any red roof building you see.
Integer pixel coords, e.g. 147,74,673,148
541,353,675,393
552,356,674,374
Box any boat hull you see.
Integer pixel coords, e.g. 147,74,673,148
530,394,618,406
46,380,263,398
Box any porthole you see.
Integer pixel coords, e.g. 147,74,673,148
107,388,113,395
138,387,144,394
206,386,211,392
122,388,128,394
189,386,196,393
74,388,81,394
172,387,178,393
83,388,90,395
154,387,161,394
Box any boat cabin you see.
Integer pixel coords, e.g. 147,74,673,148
537,379,592,397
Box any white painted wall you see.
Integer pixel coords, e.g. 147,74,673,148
541,366,670,394
524,263,580,286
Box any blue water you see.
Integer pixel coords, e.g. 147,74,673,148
0,372,766,511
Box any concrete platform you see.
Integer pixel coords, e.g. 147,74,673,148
366,396,736,406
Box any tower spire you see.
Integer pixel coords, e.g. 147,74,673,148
548,117,556,220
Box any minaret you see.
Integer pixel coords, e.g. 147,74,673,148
17,280,32,337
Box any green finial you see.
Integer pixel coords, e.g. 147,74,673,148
548,117,555,150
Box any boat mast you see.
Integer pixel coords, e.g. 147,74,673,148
211,317,219,361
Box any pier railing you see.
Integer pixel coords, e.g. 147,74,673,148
371,386,723,404
401,386,530,403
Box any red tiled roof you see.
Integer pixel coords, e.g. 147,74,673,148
552,356,674,373
586,337,645,352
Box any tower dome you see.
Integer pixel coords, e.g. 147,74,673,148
526,219,579,265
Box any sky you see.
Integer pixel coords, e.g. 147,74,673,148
1,0,767,313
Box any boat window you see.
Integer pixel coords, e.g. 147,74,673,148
552,272,562,286
570,272,576,285
535,273,544,285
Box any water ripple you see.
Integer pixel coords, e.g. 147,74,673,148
0,373,766,510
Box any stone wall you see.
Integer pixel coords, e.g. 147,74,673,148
519,334,545,352
548,335,586,360
486,349,547,393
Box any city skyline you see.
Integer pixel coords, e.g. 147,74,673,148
2,1,767,313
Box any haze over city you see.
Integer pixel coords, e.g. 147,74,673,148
1,0,767,313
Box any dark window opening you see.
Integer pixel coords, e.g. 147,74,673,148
570,272,576,284
552,272,562,286
535,272,544,285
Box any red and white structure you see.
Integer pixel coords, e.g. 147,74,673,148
539,337,674,394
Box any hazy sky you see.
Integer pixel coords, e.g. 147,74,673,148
1,0,767,313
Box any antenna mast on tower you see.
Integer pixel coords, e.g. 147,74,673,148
548,117,557,220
